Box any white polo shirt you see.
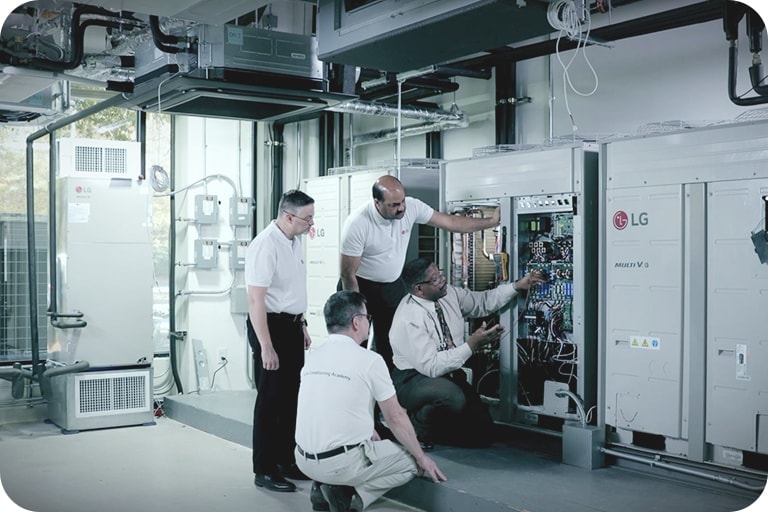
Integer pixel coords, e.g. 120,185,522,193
295,334,395,453
244,221,307,314
340,197,434,283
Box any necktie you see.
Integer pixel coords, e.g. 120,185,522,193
434,301,455,350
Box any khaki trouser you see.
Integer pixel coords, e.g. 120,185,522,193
295,439,418,508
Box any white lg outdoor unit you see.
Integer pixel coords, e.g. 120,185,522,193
47,138,154,432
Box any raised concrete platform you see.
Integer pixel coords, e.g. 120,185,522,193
163,390,763,512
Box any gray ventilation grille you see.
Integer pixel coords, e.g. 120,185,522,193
74,144,129,175
76,371,150,417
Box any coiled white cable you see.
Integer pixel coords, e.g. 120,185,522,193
149,164,170,193
547,0,600,134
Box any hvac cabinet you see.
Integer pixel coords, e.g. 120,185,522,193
443,144,599,429
601,120,768,465
302,161,440,342
47,138,154,432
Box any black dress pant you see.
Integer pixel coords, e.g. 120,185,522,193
391,367,494,447
338,276,406,371
247,314,304,474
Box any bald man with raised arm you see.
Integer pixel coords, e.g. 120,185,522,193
339,175,499,371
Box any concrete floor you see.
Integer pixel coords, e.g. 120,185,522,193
0,390,766,512
0,416,423,512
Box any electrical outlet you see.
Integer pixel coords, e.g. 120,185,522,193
217,347,228,361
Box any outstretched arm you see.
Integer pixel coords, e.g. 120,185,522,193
427,207,500,233
379,395,447,483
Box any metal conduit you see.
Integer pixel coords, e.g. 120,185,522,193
329,99,466,123
600,447,766,493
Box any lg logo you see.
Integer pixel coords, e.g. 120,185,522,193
613,210,648,230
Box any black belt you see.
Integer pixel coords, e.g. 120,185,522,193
297,444,360,461
267,312,303,323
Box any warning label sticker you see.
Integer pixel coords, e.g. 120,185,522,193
629,335,661,350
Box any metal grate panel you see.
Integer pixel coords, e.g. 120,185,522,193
103,147,128,175
0,215,48,362
74,145,103,173
76,371,150,417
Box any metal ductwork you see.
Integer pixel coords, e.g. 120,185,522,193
329,99,466,123
329,99,469,146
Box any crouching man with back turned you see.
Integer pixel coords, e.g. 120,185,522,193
295,290,446,512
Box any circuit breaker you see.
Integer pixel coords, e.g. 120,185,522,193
229,240,248,270
229,196,253,226
194,239,219,268
194,194,218,224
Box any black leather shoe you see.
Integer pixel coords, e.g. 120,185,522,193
319,484,354,512
311,481,330,511
278,462,311,481
253,472,296,492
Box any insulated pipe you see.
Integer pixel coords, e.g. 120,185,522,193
340,100,469,146
601,447,765,493
329,99,466,123
168,116,184,395
38,361,90,399
0,367,26,399
25,92,128,381
351,118,468,147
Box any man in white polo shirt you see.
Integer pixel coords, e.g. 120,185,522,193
340,175,500,371
295,290,446,512
246,189,315,493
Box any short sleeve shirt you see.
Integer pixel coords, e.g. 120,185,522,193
340,197,433,283
244,221,307,314
295,334,395,452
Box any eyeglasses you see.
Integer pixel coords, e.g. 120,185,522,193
354,313,373,323
417,269,445,287
282,209,314,224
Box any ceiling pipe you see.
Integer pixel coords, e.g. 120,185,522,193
351,116,469,147
329,99,469,147
329,99,465,123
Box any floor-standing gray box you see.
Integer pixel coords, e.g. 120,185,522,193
602,119,768,464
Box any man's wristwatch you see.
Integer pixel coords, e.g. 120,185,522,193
300,318,308,327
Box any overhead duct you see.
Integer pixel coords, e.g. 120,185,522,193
329,99,466,123
125,22,355,122
317,0,552,72
329,99,469,146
